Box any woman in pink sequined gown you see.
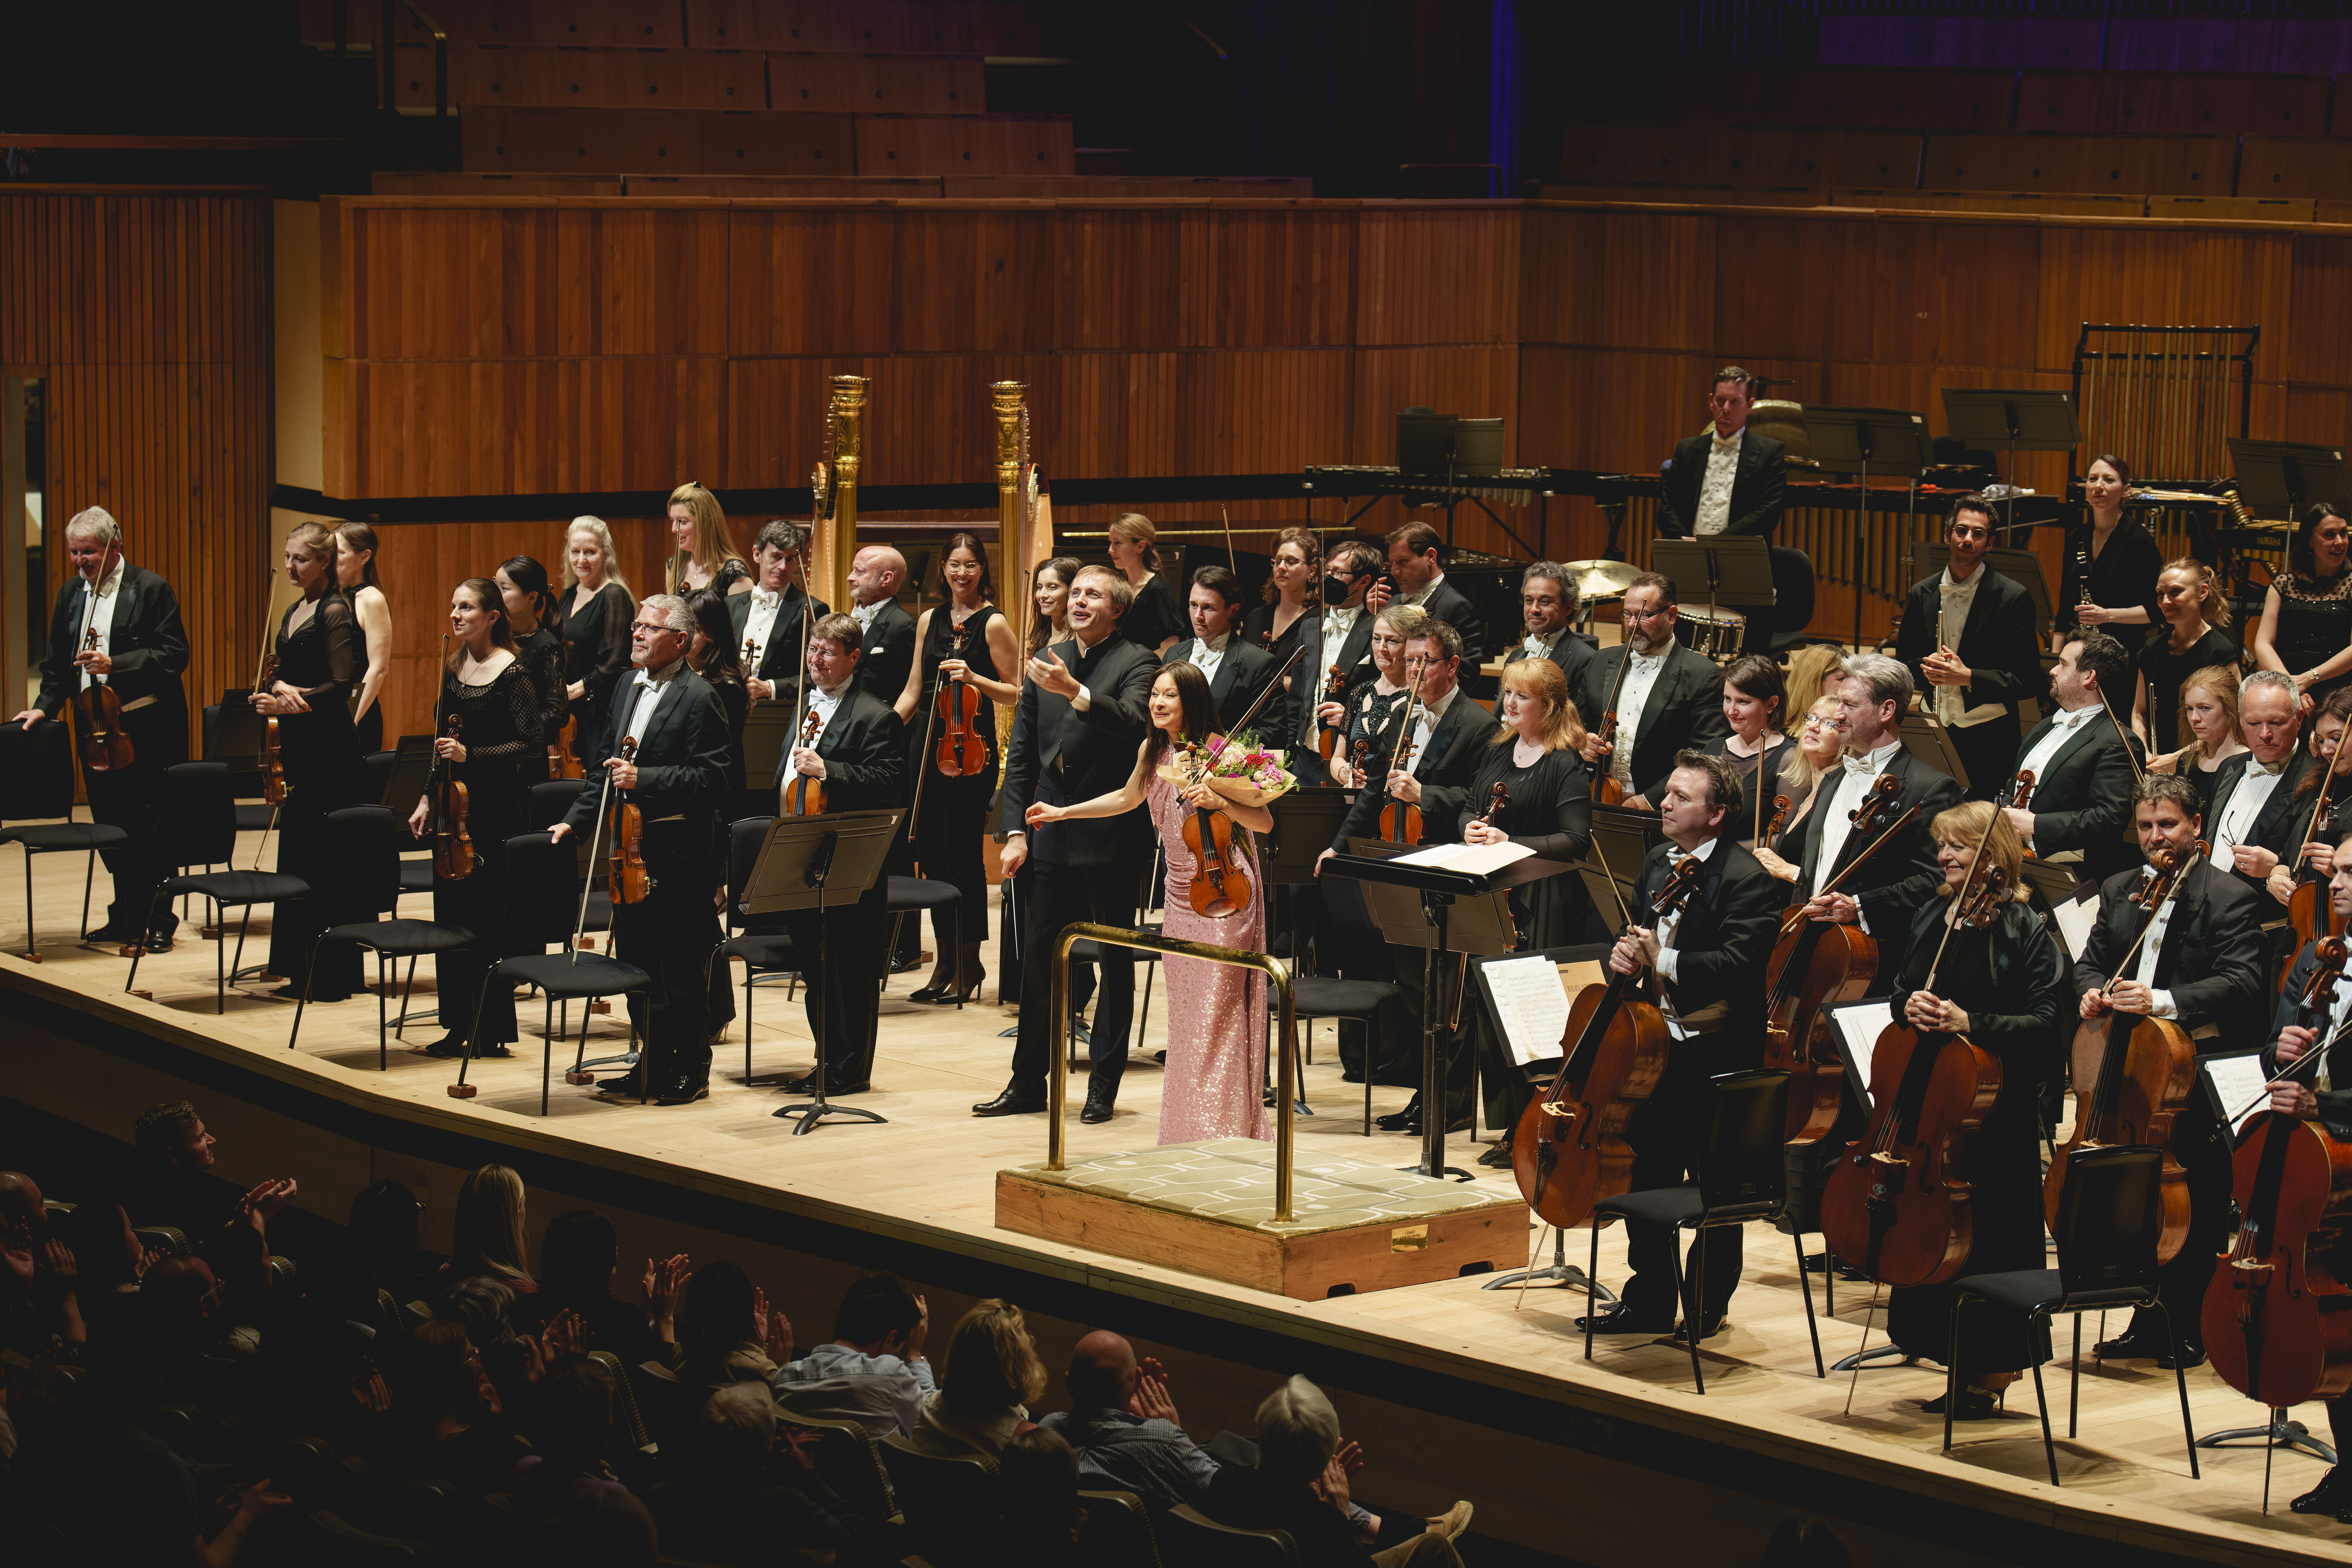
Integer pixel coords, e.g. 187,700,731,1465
1025,661,1272,1142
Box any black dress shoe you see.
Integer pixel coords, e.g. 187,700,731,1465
139,931,174,954
422,1034,469,1058
84,917,145,944
1919,1385,2002,1420
2291,1465,2352,1516
2091,1331,2167,1362
1576,1303,1675,1335
1672,1313,1728,1343
655,1077,710,1106
597,1069,647,1096
1080,1096,1114,1124
1373,1104,1421,1132
1476,1141,1514,1169
907,983,951,1004
973,1089,1047,1116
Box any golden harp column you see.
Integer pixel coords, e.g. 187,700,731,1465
816,373,867,615
992,379,1030,654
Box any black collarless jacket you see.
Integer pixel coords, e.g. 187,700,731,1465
1892,566,2045,723
1334,688,1492,848
781,686,906,812
1574,643,1733,802
1776,747,1964,992
35,564,191,757
562,667,730,834
2073,857,2269,1054
1657,429,1787,539
1164,636,1278,735
2012,708,2141,881
1637,838,1783,1045
999,633,1158,866
853,600,917,710
2203,748,2321,897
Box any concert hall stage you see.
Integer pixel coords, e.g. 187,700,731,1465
3,842,2347,1567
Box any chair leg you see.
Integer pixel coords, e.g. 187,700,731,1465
2068,1316,2081,1439
22,848,36,962
376,952,390,1070
1585,1223,1602,1362
2151,1300,2201,1479
2029,1312,2059,1487
953,894,963,1011
542,996,554,1116
78,851,97,940
1943,1294,1965,1455
396,955,417,1038
125,882,167,994
1681,1228,1705,1395
288,934,322,1049
1792,1232,1824,1379
226,907,255,1012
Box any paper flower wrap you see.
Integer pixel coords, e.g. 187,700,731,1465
1155,733,1299,808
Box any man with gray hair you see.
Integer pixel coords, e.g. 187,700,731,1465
1207,1375,1472,1565
12,506,190,948
553,593,730,1105
1775,651,1960,994
2203,668,2314,901
1502,560,1593,698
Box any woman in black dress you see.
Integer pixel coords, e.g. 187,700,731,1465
894,533,1020,1004
333,521,391,758
664,482,751,600
989,558,1084,1016
1106,513,1182,655
2282,687,2352,900
1883,802,2065,1419
258,521,363,1001
2147,663,2249,812
2255,502,2352,711
497,555,569,785
1710,653,1799,851
406,579,542,1058
559,517,634,746
2133,558,2239,756
1241,527,1318,735
2057,453,2163,654
683,589,750,812
1331,605,1428,787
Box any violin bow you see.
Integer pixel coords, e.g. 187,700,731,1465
2095,691,2146,785
2097,843,2204,984
1780,793,1926,935
1220,504,1238,574
1220,644,1308,744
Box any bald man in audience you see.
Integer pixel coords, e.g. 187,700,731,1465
1037,1331,1220,1514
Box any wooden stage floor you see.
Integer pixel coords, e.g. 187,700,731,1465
4,829,2350,1566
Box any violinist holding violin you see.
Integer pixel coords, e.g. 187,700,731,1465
406,579,543,1060
13,506,188,951
1880,803,2067,1422
1576,754,1782,1341
1573,573,1729,811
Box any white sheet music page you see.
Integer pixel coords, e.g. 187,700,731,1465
2206,1055,2274,1136
1831,1002,1895,1079
2052,893,2100,962
1480,954,1572,1066
1395,840,1534,875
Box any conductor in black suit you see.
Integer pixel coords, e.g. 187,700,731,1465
2073,773,2268,1368
1655,366,1787,540
1999,630,2142,887
1895,496,2047,803
775,612,907,1096
983,566,1160,1122
12,507,190,947
1573,572,1732,810
731,521,832,718
1364,520,1485,662
1778,653,1963,994
1163,566,1277,734
553,595,732,1106
1502,561,1595,707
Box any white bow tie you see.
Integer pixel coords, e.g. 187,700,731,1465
751,589,781,610
2252,757,2290,778
1842,753,1882,778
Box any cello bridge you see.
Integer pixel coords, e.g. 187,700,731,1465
1867,1152,1909,1172
2229,1259,2275,1275
1538,1104,1575,1121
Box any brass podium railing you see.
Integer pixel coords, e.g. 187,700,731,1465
1045,922,1299,1223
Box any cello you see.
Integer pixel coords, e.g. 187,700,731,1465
2203,938,2352,1409
1819,810,2009,1287
1511,853,1706,1231
2041,842,2204,1259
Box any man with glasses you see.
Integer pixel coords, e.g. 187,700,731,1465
1656,366,1786,540
1502,561,1594,700
1895,494,2047,803
1574,573,1730,811
1364,521,1484,661
1299,540,1384,756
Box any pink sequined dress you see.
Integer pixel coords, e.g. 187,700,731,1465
1150,773,1269,1143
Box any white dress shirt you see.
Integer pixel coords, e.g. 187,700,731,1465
1812,740,1905,899
1651,837,1720,1037
744,587,786,670
1610,646,1670,791
2209,756,2290,868
2317,982,2352,1095
622,658,684,750
1184,631,1230,686
2130,880,2181,1018
74,562,128,694
1401,571,1449,610
850,599,883,636
2017,703,2102,783
1401,684,1464,779
1932,564,2006,728
1696,428,1743,536
1321,605,1361,661
1519,631,1564,661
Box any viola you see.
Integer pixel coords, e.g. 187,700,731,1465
2000,768,2037,812
783,708,827,816
70,625,135,772
2042,852,2204,1261
604,735,653,904
1589,646,1633,806
1317,663,1347,761
1512,855,1705,1230
2205,938,2352,1408
429,713,475,881
252,650,286,808
1181,747,1252,919
2290,754,2346,951
933,622,990,778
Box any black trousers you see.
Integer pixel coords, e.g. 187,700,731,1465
84,711,176,929
612,820,720,1084
783,882,888,1087
913,765,991,948
1620,1035,1752,1319
1947,713,2022,804
1010,858,1135,1101
2123,1118,2233,1352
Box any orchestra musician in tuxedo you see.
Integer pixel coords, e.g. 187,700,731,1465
1655,366,1787,540
1998,630,2143,887
1777,653,1963,995
2201,669,2317,904
12,506,189,950
1302,540,1383,758
1577,753,1783,1340
2074,773,2268,1369
1574,572,1732,810
844,544,921,971
1163,566,1277,734
1502,560,1595,700
774,612,907,1096
983,566,1160,1124
1895,495,2047,803
731,521,832,720
1364,520,1485,661
552,595,731,1107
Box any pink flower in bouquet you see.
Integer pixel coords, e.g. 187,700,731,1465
1205,735,1228,758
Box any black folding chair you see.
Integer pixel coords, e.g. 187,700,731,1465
883,874,963,1005
1942,1143,2199,1486
0,717,129,959
1292,975,1401,1134
286,807,473,1069
125,763,306,1012
1586,1068,1823,1392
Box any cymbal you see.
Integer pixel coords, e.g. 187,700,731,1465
1561,559,1641,599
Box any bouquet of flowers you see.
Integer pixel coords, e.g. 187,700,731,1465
1156,731,1299,808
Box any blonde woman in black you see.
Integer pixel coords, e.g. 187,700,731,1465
258,521,363,1001
407,579,543,1058
559,516,635,747
664,482,751,600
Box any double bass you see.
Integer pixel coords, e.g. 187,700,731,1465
1819,810,2009,1287
1512,854,1706,1231
2041,842,2204,1259
2203,938,2352,1409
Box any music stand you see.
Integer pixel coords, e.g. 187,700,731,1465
210,688,266,770
1805,407,1935,651
2227,438,2352,523
741,706,798,797
1940,389,2079,538
740,809,901,1135
380,734,433,813
1651,537,1775,659
1582,804,1662,934
1326,847,1573,1180
1263,787,1354,1115
1897,711,1972,792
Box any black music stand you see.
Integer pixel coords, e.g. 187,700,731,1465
740,809,901,1136
741,706,797,800
1263,788,1353,1115
380,734,433,813
1651,537,1775,659
1325,847,1572,1180
1897,711,1973,793
1806,407,1935,651
1582,804,1662,933
1941,389,2079,538
2228,438,2352,523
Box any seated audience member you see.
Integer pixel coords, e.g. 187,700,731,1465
998,1426,1091,1568
547,1484,661,1568
348,1179,439,1309
443,1164,536,1292
1036,1330,1215,1512
516,1209,684,1369
909,1296,1046,1460
121,1101,292,1308
397,1318,523,1495
514,1356,634,1507
1208,1376,1472,1568
1,1170,81,1353
654,1380,881,1568
56,1192,148,1342
770,1271,934,1437
676,1259,791,1392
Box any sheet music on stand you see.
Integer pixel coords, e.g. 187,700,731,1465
1472,952,1572,1068
2204,1051,2274,1147
1823,999,1893,1117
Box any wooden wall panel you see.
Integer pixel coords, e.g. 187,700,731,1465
1863,219,2042,370
1354,206,1520,347
1053,208,1218,350
726,207,901,356
887,208,1057,354
1350,346,1520,466
1714,213,1876,365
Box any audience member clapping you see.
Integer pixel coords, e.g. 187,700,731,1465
769,1271,933,1437
1,1169,82,1352
676,1259,792,1391
515,1208,684,1369
1037,1330,1217,1512
443,1164,534,1292
908,1297,1045,1461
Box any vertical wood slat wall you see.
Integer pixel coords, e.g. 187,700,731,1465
1,189,273,760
